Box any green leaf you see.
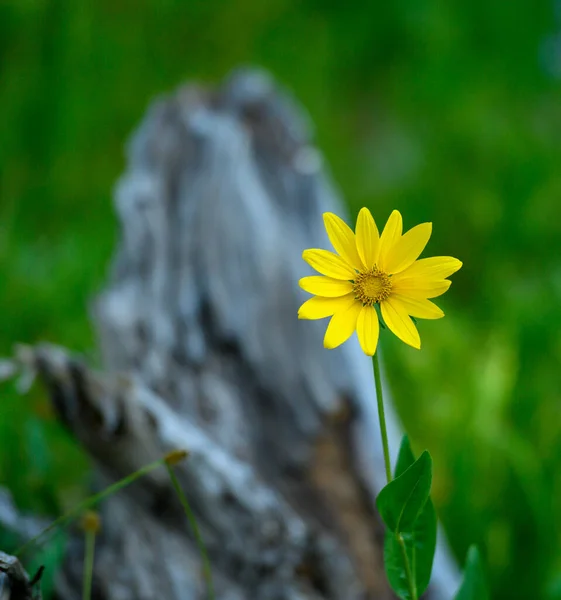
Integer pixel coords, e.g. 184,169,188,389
376,447,432,533
384,499,437,599
383,437,437,599
454,546,489,600
384,532,414,600
394,435,416,478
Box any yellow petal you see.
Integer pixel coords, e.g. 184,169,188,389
323,212,364,271
391,278,451,299
377,210,403,272
323,301,362,349
302,249,356,280
356,305,380,356
299,276,354,297
298,294,356,320
392,256,462,282
391,295,444,320
355,207,380,269
380,297,421,349
383,222,432,275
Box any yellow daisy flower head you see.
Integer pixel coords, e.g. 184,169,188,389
298,209,462,355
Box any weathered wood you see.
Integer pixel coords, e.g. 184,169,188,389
1,69,459,599
0,550,42,600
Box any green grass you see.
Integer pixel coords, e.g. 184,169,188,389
1,1,561,598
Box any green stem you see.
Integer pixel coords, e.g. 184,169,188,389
397,533,417,600
82,529,96,600
16,457,165,557
373,351,392,483
166,464,215,600
373,353,417,598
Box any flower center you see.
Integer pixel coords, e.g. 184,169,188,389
353,267,392,305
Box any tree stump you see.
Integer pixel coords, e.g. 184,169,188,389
1,550,42,600
0,69,459,599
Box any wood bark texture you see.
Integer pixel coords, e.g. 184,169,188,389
0,69,459,600
0,550,42,600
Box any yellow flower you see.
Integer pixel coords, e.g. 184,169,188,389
298,208,462,355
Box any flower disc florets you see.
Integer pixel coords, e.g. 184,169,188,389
353,267,392,305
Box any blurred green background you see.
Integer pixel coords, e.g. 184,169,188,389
1,1,561,598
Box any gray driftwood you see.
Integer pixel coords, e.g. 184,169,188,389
0,550,42,600
1,69,459,599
